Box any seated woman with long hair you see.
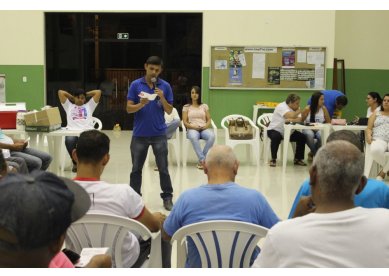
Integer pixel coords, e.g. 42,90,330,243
182,86,215,169
366,91,382,118
301,92,331,159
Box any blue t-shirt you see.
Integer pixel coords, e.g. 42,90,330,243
163,182,280,268
288,178,389,219
127,77,173,137
307,90,344,118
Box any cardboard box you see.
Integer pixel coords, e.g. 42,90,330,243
25,124,61,132
24,107,62,127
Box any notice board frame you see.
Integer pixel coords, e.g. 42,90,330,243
210,46,327,90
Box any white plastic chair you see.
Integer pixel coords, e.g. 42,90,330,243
221,114,260,166
182,119,218,166
145,122,181,166
65,213,162,268
364,143,389,177
60,116,103,172
170,220,268,268
90,117,103,130
257,113,298,165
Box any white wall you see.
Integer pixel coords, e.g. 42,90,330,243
203,11,336,68
0,11,44,65
5,10,389,71
335,10,389,69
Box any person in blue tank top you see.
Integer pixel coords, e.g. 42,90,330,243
126,56,174,211
307,90,348,119
289,130,389,218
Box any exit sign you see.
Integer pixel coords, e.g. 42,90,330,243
117,33,129,39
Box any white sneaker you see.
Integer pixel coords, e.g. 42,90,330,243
377,175,384,181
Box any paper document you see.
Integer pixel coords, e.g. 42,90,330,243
252,53,265,79
297,50,307,63
138,92,158,101
76,247,109,267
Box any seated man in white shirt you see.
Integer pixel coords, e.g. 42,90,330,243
252,141,389,267
165,107,180,139
267,93,307,167
154,107,180,171
72,129,170,268
58,88,101,172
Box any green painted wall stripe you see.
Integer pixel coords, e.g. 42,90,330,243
341,69,389,120
0,65,44,110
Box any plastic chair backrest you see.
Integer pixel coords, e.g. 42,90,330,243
257,113,273,128
91,117,103,130
65,213,162,268
170,220,268,268
257,113,273,141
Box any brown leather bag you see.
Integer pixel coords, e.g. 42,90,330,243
228,117,254,140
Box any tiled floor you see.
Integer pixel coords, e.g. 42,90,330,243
53,129,389,220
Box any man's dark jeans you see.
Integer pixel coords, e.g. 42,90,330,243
130,135,173,199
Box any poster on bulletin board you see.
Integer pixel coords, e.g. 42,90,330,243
210,46,326,90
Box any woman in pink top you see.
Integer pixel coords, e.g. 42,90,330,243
182,86,215,169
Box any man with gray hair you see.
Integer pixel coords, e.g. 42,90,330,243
267,93,307,167
252,141,389,267
288,130,389,219
162,145,279,267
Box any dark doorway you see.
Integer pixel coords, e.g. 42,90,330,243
45,12,202,130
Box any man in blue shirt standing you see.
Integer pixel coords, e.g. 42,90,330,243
308,90,348,118
126,56,174,211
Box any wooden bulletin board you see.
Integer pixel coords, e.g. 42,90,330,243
210,46,326,90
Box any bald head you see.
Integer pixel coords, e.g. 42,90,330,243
312,141,364,201
205,145,237,169
204,145,239,183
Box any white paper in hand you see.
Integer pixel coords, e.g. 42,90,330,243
76,247,109,267
138,91,158,101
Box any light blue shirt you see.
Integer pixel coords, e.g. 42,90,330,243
163,182,280,267
288,178,389,219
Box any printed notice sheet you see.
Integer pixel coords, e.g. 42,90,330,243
307,51,325,65
252,53,265,79
297,50,307,63
315,66,325,88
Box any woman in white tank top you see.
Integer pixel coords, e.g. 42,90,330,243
366,93,389,180
301,92,331,159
